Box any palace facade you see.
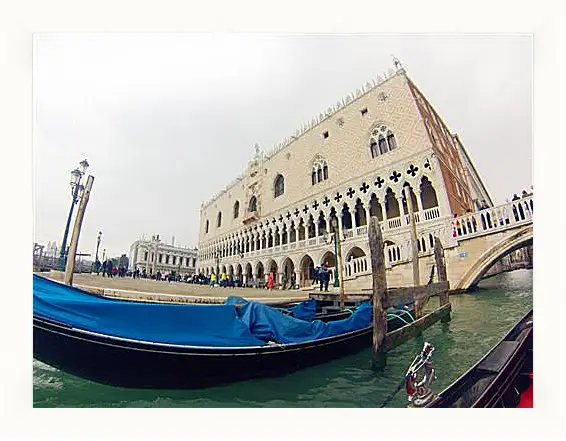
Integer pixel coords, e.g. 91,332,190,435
196,61,492,289
129,235,198,277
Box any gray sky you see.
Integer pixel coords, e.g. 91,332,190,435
33,34,532,259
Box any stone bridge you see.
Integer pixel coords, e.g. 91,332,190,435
341,195,533,292
444,196,533,290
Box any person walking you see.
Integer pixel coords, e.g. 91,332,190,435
319,263,330,292
101,260,107,277
266,271,275,291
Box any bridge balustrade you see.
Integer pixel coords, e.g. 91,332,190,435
452,196,533,240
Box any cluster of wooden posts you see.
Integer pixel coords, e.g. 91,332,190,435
367,212,452,360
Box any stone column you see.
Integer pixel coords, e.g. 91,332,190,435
415,189,424,213
337,215,344,237
294,270,301,289
431,155,452,217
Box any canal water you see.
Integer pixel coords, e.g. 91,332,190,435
33,269,532,408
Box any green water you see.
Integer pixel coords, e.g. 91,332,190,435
33,269,532,408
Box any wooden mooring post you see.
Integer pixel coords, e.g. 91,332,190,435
368,218,452,361
434,236,451,322
368,217,388,362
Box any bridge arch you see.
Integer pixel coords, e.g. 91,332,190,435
455,225,533,291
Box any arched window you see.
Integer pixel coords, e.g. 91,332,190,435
311,157,329,184
233,201,240,219
370,140,379,158
274,174,285,198
387,131,397,151
385,188,400,219
249,196,257,212
205,220,209,234
217,212,222,228
369,124,397,158
420,176,439,210
378,135,388,154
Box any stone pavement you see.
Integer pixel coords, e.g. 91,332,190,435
40,271,310,304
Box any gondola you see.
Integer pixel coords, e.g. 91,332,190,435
405,308,533,408
33,274,410,389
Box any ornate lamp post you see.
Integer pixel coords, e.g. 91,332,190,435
58,159,89,270
331,217,340,288
331,217,346,309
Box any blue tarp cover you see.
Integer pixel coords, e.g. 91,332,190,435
288,298,317,321
33,275,372,347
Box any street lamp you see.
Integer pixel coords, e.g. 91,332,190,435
95,231,102,262
331,217,340,288
331,216,346,309
59,159,89,270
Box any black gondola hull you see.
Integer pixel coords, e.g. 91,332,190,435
33,317,374,389
426,309,533,408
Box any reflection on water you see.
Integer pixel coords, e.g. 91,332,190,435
33,269,532,408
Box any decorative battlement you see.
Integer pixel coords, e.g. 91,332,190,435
263,65,404,161
201,60,406,210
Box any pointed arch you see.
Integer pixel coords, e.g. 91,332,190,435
369,194,383,221
385,188,400,219
249,196,257,212
233,200,240,219
345,246,366,261
378,135,388,154
420,176,439,209
317,211,327,236
341,203,353,229
299,254,315,288
386,130,397,151
354,198,367,227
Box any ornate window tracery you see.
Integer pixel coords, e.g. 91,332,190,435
311,157,329,185
370,124,398,158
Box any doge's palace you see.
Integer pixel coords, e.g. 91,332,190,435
196,60,492,290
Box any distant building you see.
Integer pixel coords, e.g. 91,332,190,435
129,235,198,276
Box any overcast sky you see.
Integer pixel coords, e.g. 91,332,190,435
33,34,532,259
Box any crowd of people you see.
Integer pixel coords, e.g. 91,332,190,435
92,263,334,292
93,259,127,278
311,263,332,292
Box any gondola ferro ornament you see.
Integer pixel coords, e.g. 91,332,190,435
406,342,437,407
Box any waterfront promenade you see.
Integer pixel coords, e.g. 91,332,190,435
39,271,309,304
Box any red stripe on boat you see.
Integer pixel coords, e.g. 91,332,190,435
517,373,533,408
